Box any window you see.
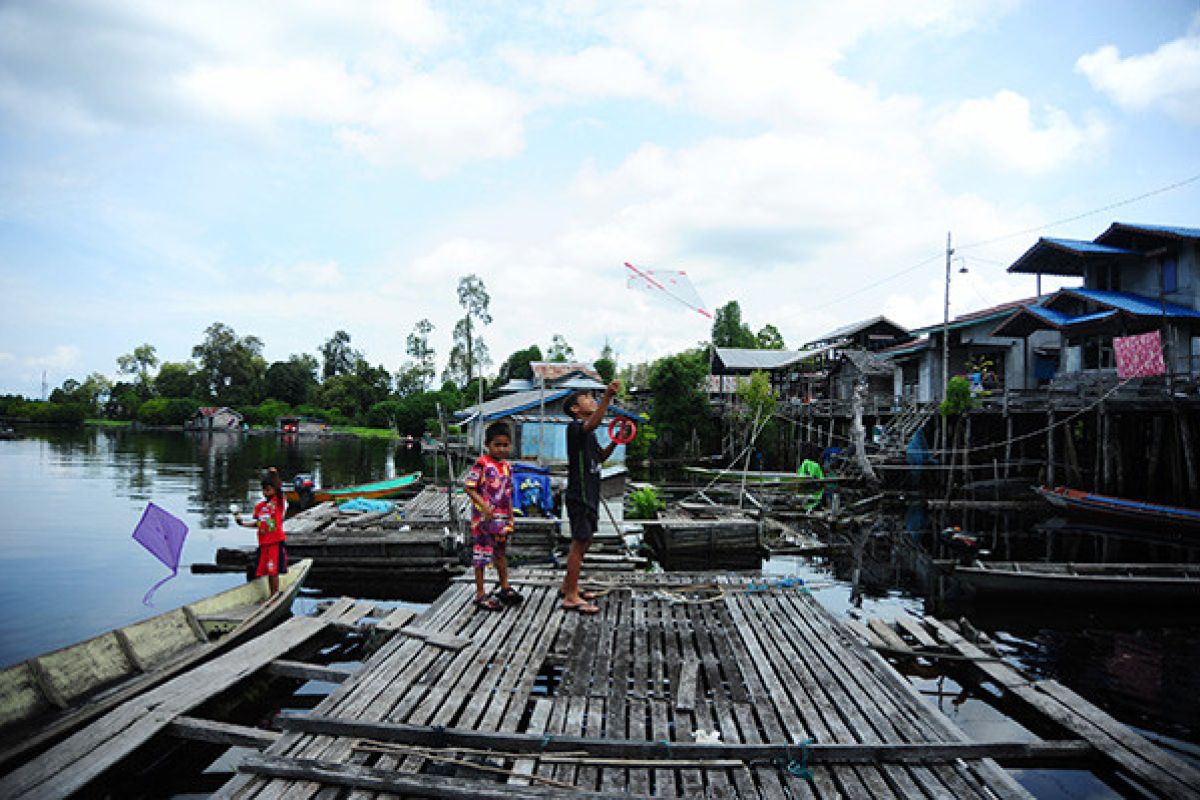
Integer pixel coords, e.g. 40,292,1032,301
1162,256,1178,294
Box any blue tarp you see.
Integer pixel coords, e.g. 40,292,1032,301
906,428,936,465
512,462,554,516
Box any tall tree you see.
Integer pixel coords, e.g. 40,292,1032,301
320,330,361,380
396,319,437,397
711,301,757,348
191,322,266,404
265,355,319,406
756,324,786,350
547,334,574,362
116,343,159,395
443,317,491,387
445,276,492,389
648,350,713,456
155,361,199,398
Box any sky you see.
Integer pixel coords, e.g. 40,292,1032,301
2,0,1199,396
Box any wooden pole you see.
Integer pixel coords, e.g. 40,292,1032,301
1146,415,1164,499
1046,410,1056,487
1180,410,1199,503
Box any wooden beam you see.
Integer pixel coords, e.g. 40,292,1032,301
265,659,355,684
167,716,279,749
275,712,1091,765
238,755,642,799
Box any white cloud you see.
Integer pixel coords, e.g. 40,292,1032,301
1076,31,1200,125
0,352,13,363
501,45,673,103
932,90,1108,174
0,0,523,174
26,346,81,370
267,260,342,288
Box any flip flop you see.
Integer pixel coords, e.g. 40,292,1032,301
496,586,524,605
474,594,502,612
557,589,600,601
561,600,600,615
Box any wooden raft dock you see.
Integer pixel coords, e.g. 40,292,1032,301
216,571,1043,799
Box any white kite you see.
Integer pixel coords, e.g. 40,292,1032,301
624,262,712,319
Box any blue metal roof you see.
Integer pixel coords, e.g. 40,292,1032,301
1020,306,1118,328
1041,238,1139,256
1105,222,1200,240
1064,288,1200,319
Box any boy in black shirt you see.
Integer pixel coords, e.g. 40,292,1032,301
561,380,620,613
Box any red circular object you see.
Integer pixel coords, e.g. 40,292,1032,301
608,416,637,445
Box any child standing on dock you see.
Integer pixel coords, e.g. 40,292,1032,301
561,380,621,615
234,467,288,597
463,422,522,611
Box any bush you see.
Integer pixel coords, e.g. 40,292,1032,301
624,416,656,464
939,376,975,416
240,399,292,427
20,401,88,425
138,398,201,426
627,485,665,520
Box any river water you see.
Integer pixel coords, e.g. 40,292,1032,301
0,427,1196,798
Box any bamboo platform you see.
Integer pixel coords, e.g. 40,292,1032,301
0,598,390,800
216,570,1046,799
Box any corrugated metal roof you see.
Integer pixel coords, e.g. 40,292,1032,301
455,388,637,422
812,315,909,343
1098,222,1200,243
713,348,810,370
1007,237,1139,276
1041,238,1140,255
1063,288,1200,318
838,349,892,376
910,297,1042,335
877,336,931,357
530,361,602,381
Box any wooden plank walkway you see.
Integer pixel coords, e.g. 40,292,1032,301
0,598,377,800
215,571,1038,798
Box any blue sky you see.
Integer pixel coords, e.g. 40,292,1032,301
2,0,1198,396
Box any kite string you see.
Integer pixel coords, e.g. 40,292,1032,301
141,567,178,606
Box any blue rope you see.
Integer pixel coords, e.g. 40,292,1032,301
779,738,815,781
541,733,552,751
658,739,672,755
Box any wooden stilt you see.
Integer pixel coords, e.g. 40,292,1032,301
1046,410,1056,488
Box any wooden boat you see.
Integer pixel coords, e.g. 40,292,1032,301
285,471,421,504
0,559,312,771
952,560,1200,603
683,466,839,487
1035,485,1200,534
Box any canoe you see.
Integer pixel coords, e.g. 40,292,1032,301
0,558,312,770
682,466,839,486
1035,485,1200,534
285,471,421,504
952,560,1200,603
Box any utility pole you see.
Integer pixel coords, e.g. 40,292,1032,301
941,231,954,401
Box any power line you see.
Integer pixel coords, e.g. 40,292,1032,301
805,170,1200,314
957,171,1200,251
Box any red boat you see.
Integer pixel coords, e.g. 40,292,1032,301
1035,486,1200,534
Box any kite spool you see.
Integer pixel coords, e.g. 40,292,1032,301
608,416,637,445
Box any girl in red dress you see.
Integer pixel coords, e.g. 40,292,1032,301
235,467,288,596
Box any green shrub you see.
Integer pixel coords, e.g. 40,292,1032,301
137,398,201,426
22,401,88,425
240,399,292,427
627,485,665,520
939,376,975,416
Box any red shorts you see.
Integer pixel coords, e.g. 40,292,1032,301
256,542,288,577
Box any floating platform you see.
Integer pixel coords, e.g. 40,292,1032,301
216,570,1052,799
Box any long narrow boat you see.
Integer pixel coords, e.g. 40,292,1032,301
1035,485,1200,534
952,560,1200,603
0,559,312,771
682,466,839,486
285,471,421,504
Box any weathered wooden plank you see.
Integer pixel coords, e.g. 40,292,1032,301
0,608,341,800
265,660,355,684
167,716,280,749
238,755,649,799
274,713,1090,763
373,607,416,632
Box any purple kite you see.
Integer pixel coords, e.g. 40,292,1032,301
132,502,189,606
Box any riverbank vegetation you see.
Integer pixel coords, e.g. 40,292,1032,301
5,287,791,462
